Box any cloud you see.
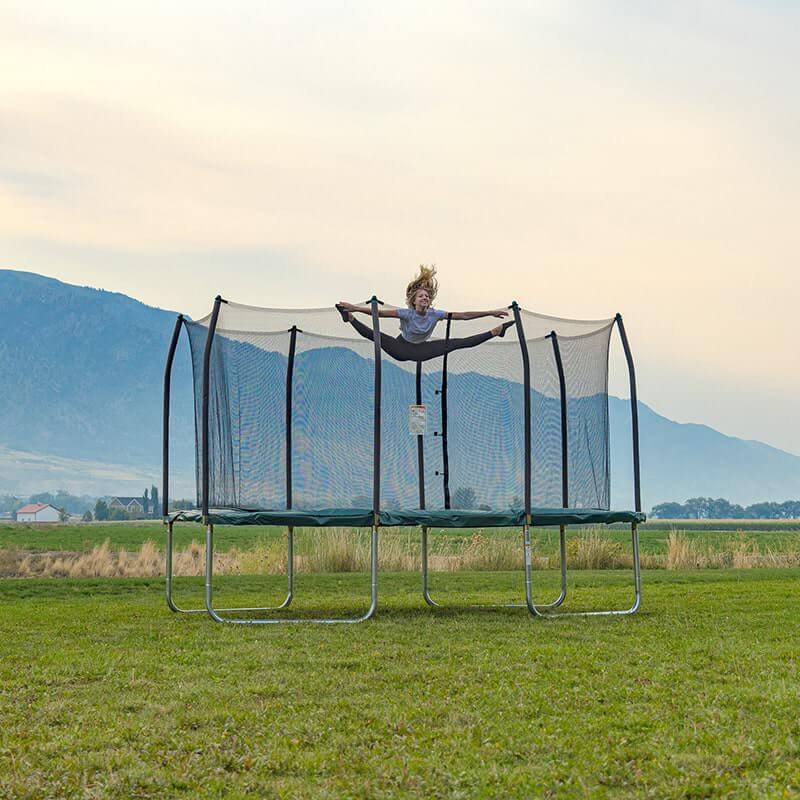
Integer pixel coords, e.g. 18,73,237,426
0,1,798,453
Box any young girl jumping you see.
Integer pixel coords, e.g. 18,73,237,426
337,266,514,362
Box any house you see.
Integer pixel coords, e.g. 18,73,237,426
16,503,61,523
108,496,145,515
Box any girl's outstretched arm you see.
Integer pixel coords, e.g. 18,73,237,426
449,308,509,321
338,301,399,318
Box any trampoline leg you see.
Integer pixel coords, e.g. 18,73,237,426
166,522,295,614
165,519,208,614
421,526,440,607
524,524,545,618
421,526,528,610
526,523,642,618
281,526,294,609
530,525,568,611
204,525,379,625
165,520,184,614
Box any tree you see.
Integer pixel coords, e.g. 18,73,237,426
58,507,69,523
142,488,149,515
82,510,93,522
650,502,687,519
151,485,159,517
94,499,109,521
650,497,800,520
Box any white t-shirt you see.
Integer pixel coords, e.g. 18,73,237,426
396,307,447,343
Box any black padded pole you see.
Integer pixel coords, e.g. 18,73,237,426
615,314,641,513
162,314,184,518
370,297,382,525
416,361,426,509
512,303,532,521
285,325,299,509
548,331,569,508
202,296,224,520
440,314,453,509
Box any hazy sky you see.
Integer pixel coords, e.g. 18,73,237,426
2,2,798,452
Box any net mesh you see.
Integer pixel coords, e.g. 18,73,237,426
185,303,615,513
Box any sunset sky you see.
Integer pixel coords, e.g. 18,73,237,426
2,2,798,452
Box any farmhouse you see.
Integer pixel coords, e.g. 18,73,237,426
16,503,60,523
108,496,145,515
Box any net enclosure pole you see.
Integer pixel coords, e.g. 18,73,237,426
201,296,224,521
162,314,184,614
370,297,382,527
511,303,531,521
368,295,383,617
416,361,425,510
282,324,299,610
162,314,184,520
439,314,453,509
615,314,641,513
285,326,299,510
549,332,569,510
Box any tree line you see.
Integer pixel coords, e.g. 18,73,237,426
651,497,800,519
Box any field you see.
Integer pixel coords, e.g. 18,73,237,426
2,520,799,579
2,521,799,796
3,519,800,554
1,567,799,798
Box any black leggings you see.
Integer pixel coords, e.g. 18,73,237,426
344,314,515,363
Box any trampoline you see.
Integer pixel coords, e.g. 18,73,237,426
163,297,644,624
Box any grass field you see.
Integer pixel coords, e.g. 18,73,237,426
2,568,799,798
2,519,800,555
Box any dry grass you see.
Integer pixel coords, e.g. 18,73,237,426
666,531,701,569
3,528,800,579
664,530,800,570
14,539,239,579
566,531,628,570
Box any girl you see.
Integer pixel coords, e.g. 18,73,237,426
337,265,513,362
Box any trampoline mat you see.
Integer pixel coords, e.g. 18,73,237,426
170,507,646,528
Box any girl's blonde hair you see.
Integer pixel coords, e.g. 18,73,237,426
405,265,438,307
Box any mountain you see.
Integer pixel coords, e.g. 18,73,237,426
609,399,800,509
1,269,798,510
0,270,196,496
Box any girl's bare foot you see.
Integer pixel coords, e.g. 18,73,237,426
491,324,502,336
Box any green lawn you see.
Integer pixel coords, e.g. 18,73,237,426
1,569,799,798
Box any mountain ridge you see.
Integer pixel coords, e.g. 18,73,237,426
1,268,798,510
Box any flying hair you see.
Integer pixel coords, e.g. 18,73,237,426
405,264,438,307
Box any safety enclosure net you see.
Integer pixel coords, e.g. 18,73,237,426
181,300,626,520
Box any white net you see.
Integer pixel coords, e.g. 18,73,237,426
186,300,616,512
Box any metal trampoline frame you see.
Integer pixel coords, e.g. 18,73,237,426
163,296,643,624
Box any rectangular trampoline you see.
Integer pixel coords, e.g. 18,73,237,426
163,297,645,624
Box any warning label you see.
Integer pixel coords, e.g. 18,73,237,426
409,404,427,436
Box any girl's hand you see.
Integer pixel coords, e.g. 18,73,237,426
338,300,355,310
493,309,509,318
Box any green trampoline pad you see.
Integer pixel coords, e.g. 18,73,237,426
170,508,646,528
